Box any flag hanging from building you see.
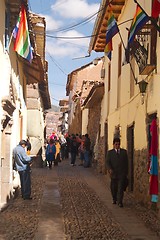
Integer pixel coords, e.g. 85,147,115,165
13,5,33,62
128,5,149,45
152,0,160,18
104,9,119,61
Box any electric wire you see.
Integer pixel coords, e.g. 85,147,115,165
30,18,133,41
46,51,68,76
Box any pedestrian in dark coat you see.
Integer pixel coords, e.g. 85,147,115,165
83,134,91,168
70,135,78,166
45,139,56,169
106,137,128,207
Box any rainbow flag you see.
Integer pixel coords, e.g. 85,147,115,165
128,5,149,45
13,5,33,62
104,10,119,61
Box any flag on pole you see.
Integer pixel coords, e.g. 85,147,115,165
104,9,119,61
128,5,149,45
152,0,160,18
13,5,33,62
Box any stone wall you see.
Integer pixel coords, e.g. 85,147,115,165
87,105,101,149
134,148,150,204
68,103,82,135
96,136,106,174
87,104,106,173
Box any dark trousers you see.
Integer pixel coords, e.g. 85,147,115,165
48,160,53,169
110,177,125,204
71,151,76,164
19,169,31,198
61,145,65,160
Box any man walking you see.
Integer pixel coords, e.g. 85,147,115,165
13,140,32,200
83,134,91,168
106,137,128,207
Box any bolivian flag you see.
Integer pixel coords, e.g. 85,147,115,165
13,5,33,63
104,8,119,61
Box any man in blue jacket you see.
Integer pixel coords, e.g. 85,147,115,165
13,140,32,200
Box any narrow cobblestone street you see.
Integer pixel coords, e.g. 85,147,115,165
0,159,160,240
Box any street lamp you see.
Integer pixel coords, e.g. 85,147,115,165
138,80,148,104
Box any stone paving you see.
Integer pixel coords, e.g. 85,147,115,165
0,159,160,239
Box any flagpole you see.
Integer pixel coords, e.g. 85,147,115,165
134,0,160,33
118,31,138,84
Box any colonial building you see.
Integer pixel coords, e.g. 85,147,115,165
0,0,50,209
59,99,69,134
26,13,51,161
66,58,104,135
88,0,159,206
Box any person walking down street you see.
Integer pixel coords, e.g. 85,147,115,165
26,137,31,155
76,133,81,156
59,134,66,160
83,134,91,168
65,134,71,159
78,135,85,166
55,139,61,166
13,140,32,200
70,135,78,166
45,139,56,169
106,137,128,208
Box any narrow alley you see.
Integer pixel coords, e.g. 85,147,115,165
0,159,160,240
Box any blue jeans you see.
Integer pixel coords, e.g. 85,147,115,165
19,169,31,198
84,150,90,167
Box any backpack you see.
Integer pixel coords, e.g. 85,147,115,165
46,144,56,161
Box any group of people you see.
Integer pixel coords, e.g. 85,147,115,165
45,137,62,169
45,132,92,168
13,134,129,207
66,133,91,168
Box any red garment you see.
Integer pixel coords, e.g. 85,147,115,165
149,118,159,200
152,0,160,18
149,175,158,195
50,133,57,140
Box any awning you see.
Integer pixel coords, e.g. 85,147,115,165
88,0,125,53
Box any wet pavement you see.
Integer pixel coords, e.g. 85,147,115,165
0,158,160,239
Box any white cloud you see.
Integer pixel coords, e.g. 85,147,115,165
51,0,99,19
44,1,99,58
43,15,62,31
46,30,89,58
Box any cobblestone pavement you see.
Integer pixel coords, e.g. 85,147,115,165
0,168,47,240
0,159,160,239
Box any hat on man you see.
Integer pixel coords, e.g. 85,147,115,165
19,140,27,146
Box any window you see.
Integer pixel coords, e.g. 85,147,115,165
129,22,157,75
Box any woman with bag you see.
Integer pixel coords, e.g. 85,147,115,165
45,139,56,169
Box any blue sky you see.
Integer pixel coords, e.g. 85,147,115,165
28,0,103,106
